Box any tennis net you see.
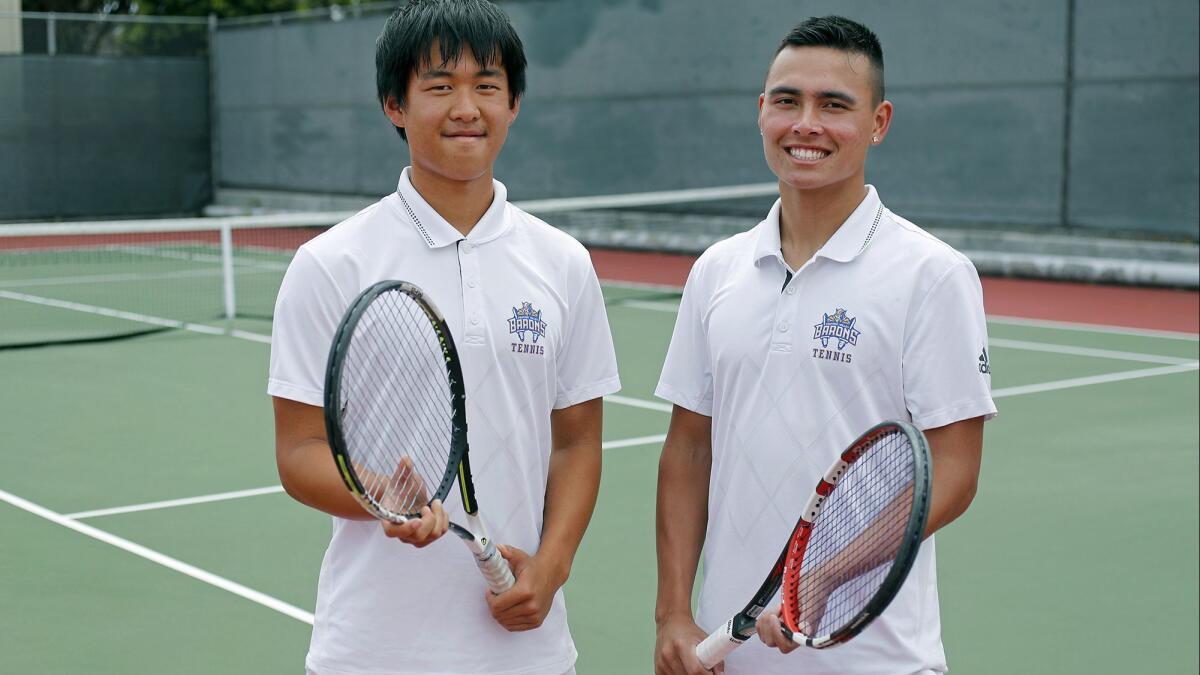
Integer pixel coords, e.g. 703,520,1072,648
0,184,779,349
0,215,336,349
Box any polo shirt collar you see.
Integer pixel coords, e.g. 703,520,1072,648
752,185,885,266
751,199,785,265
395,166,511,249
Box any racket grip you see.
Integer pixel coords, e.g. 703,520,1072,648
475,537,516,594
695,619,745,670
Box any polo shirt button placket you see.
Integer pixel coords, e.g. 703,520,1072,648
459,241,486,346
771,267,796,353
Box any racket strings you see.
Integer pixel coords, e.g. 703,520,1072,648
785,430,915,638
339,290,457,518
370,295,455,511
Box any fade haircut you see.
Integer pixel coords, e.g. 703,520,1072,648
775,15,885,104
375,0,527,139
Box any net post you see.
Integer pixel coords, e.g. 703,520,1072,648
220,221,236,320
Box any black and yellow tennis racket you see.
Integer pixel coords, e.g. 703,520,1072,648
697,420,931,667
324,279,515,594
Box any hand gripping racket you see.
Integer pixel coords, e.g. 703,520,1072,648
324,280,515,594
696,420,931,668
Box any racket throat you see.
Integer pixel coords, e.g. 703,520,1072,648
449,514,515,594
449,513,488,547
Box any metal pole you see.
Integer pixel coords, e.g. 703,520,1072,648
220,221,237,321
208,13,221,212
1059,0,1076,231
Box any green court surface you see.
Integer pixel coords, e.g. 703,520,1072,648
1,284,1197,674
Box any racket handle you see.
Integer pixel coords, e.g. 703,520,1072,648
695,618,745,670
475,537,516,594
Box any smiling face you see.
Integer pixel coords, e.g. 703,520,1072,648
384,44,520,186
758,46,891,197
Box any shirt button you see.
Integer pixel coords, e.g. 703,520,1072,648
461,243,474,254
467,279,478,288
779,322,789,332
786,286,797,295
471,315,480,325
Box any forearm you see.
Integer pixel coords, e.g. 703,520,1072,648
277,438,375,520
922,417,984,538
537,398,604,586
654,408,713,624
538,436,601,585
273,396,373,521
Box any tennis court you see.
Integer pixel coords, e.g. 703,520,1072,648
1,227,1196,674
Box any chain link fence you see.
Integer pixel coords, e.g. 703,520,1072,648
7,11,210,58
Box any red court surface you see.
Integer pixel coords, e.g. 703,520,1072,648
589,248,1200,334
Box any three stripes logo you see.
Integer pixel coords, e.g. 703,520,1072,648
978,347,991,374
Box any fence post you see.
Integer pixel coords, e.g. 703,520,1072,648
1059,0,1076,231
208,13,221,212
46,11,55,55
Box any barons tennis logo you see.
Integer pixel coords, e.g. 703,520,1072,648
508,301,547,356
812,307,861,364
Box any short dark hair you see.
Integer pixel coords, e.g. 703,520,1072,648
375,0,527,139
775,16,885,104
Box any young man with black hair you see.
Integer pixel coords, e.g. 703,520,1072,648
653,16,996,675
270,2,618,673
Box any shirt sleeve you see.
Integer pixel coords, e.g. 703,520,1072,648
553,257,621,409
654,259,714,416
267,246,349,406
902,259,998,430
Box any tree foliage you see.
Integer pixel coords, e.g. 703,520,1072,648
21,0,365,57
22,1,359,19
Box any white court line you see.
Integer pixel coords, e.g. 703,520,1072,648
229,328,272,344
988,314,1198,342
605,394,673,413
991,362,1198,398
619,299,681,313
602,433,668,449
0,267,226,290
65,486,287,520
0,487,315,626
0,290,226,336
988,338,1195,365
2,258,282,290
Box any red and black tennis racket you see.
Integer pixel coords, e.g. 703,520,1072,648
696,420,931,668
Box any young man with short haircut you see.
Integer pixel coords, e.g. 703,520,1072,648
653,16,996,675
270,2,619,673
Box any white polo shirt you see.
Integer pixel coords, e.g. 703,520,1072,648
656,186,996,675
269,168,620,675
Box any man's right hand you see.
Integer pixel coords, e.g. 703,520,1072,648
654,614,723,675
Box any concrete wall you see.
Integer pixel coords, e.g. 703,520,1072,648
199,1,1200,238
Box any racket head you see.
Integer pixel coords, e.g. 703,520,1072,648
323,280,468,522
779,420,932,648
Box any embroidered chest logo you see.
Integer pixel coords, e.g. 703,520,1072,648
812,307,861,364
508,301,547,356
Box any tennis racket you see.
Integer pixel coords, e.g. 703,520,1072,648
324,279,515,594
696,420,931,668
